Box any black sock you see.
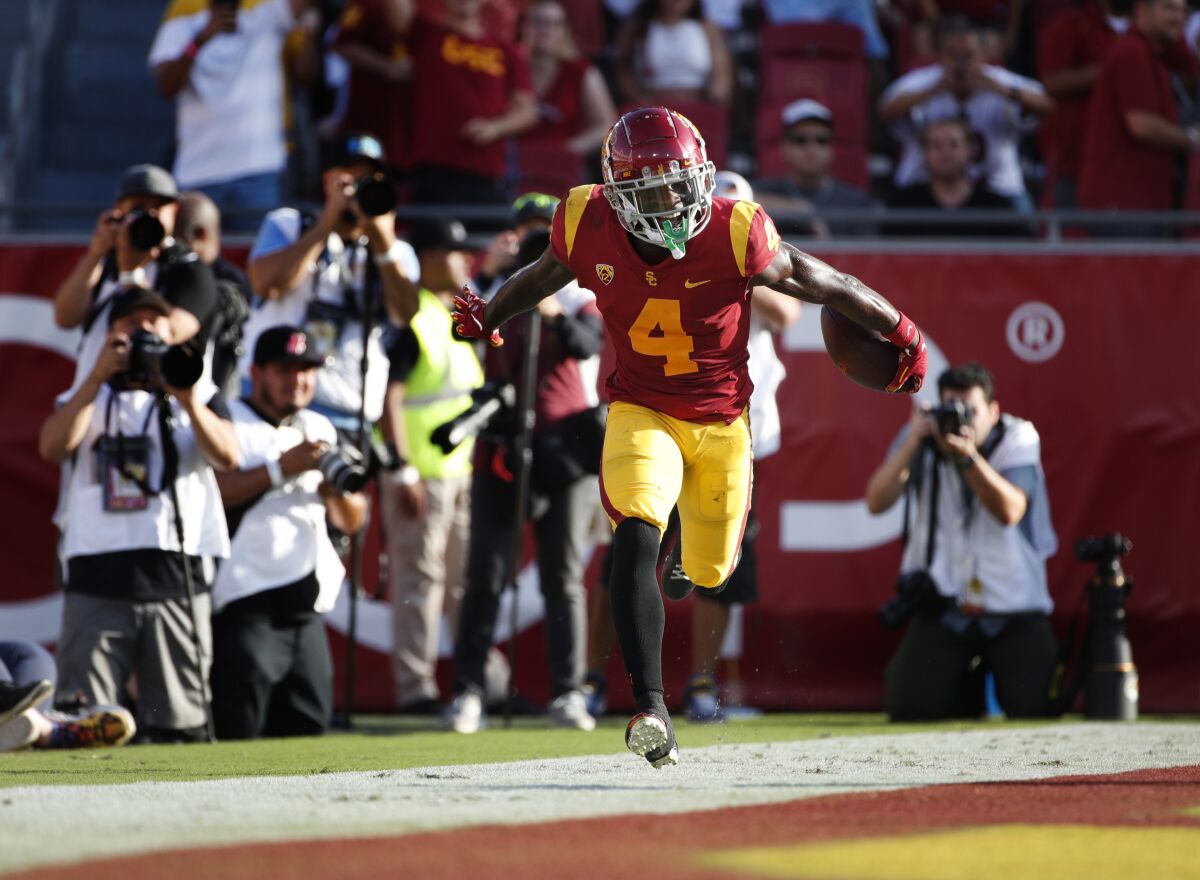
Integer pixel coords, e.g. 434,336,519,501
610,517,668,713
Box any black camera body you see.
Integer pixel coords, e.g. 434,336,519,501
878,569,949,629
431,381,517,454
930,399,974,437
118,330,203,390
354,174,395,217
1076,532,1138,720
126,211,166,251
316,440,401,495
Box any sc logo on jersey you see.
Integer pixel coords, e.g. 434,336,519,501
596,264,614,285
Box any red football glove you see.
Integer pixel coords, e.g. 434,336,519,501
452,288,503,347
883,311,927,394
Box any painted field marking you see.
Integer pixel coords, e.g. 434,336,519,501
700,825,1200,880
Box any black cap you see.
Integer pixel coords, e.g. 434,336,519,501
407,217,470,254
325,132,387,172
253,325,327,367
108,288,172,326
510,192,559,227
116,164,179,202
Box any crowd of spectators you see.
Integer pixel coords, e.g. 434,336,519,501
137,0,1200,241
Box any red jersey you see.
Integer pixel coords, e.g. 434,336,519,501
406,17,533,178
522,58,590,145
550,185,781,423
1036,2,1121,179
334,0,411,169
1078,30,1178,211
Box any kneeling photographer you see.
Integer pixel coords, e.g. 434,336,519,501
210,326,367,740
38,289,240,742
865,363,1059,720
442,229,605,734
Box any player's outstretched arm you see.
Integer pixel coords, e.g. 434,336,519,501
754,242,927,392
487,245,577,328
755,242,897,333
453,245,577,346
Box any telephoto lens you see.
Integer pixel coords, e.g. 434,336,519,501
317,446,369,494
125,329,170,387
355,174,396,217
126,211,166,251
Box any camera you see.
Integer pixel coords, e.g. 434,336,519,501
126,211,166,251
431,381,517,454
354,173,395,217
930,399,974,437
1076,532,1132,564
1076,532,1137,720
318,445,369,494
878,570,948,629
119,330,203,390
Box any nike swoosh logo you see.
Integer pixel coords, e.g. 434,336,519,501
684,279,710,288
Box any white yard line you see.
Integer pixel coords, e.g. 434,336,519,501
2,723,1198,874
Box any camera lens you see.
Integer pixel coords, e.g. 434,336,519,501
127,212,166,251
125,330,170,387
318,446,368,494
355,174,395,217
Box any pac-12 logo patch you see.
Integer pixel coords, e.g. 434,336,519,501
596,264,614,285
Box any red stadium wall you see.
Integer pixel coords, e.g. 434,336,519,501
2,244,1198,713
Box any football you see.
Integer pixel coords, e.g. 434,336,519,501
819,306,900,392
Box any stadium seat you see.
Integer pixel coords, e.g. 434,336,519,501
758,22,863,62
758,57,869,142
513,140,585,200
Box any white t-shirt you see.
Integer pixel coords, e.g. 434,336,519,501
880,63,1047,198
147,0,295,187
212,400,345,613
242,208,420,423
639,20,712,91
746,312,786,460
898,415,1057,614
58,384,230,563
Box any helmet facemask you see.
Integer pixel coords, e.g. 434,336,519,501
604,160,716,260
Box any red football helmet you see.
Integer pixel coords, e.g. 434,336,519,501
601,107,716,260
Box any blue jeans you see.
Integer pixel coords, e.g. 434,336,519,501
196,170,283,233
0,640,57,711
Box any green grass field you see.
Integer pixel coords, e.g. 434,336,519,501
5,712,1167,789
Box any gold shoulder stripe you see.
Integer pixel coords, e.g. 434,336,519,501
729,200,761,277
564,184,599,261
164,0,273,21
163,0,207,19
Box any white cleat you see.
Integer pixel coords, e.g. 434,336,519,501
441,692,484,734
549,690,596,731
625,713,679,768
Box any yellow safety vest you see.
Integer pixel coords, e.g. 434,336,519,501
402,289,484,479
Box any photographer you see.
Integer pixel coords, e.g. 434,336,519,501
52,164,219,397
380,218,485,715
245,133,419,437
210,326,367,739
443,229,604,734
865,363,1058,720
38,289,240,742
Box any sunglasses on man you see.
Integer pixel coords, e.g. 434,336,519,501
785,134,832,146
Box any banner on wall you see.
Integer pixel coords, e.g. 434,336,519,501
2,244,1198,712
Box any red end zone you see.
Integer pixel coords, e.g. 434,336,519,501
14,764,1200,880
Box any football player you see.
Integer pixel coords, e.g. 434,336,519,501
454,106,927,767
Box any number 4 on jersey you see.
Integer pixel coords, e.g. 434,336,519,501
628,298,698,376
